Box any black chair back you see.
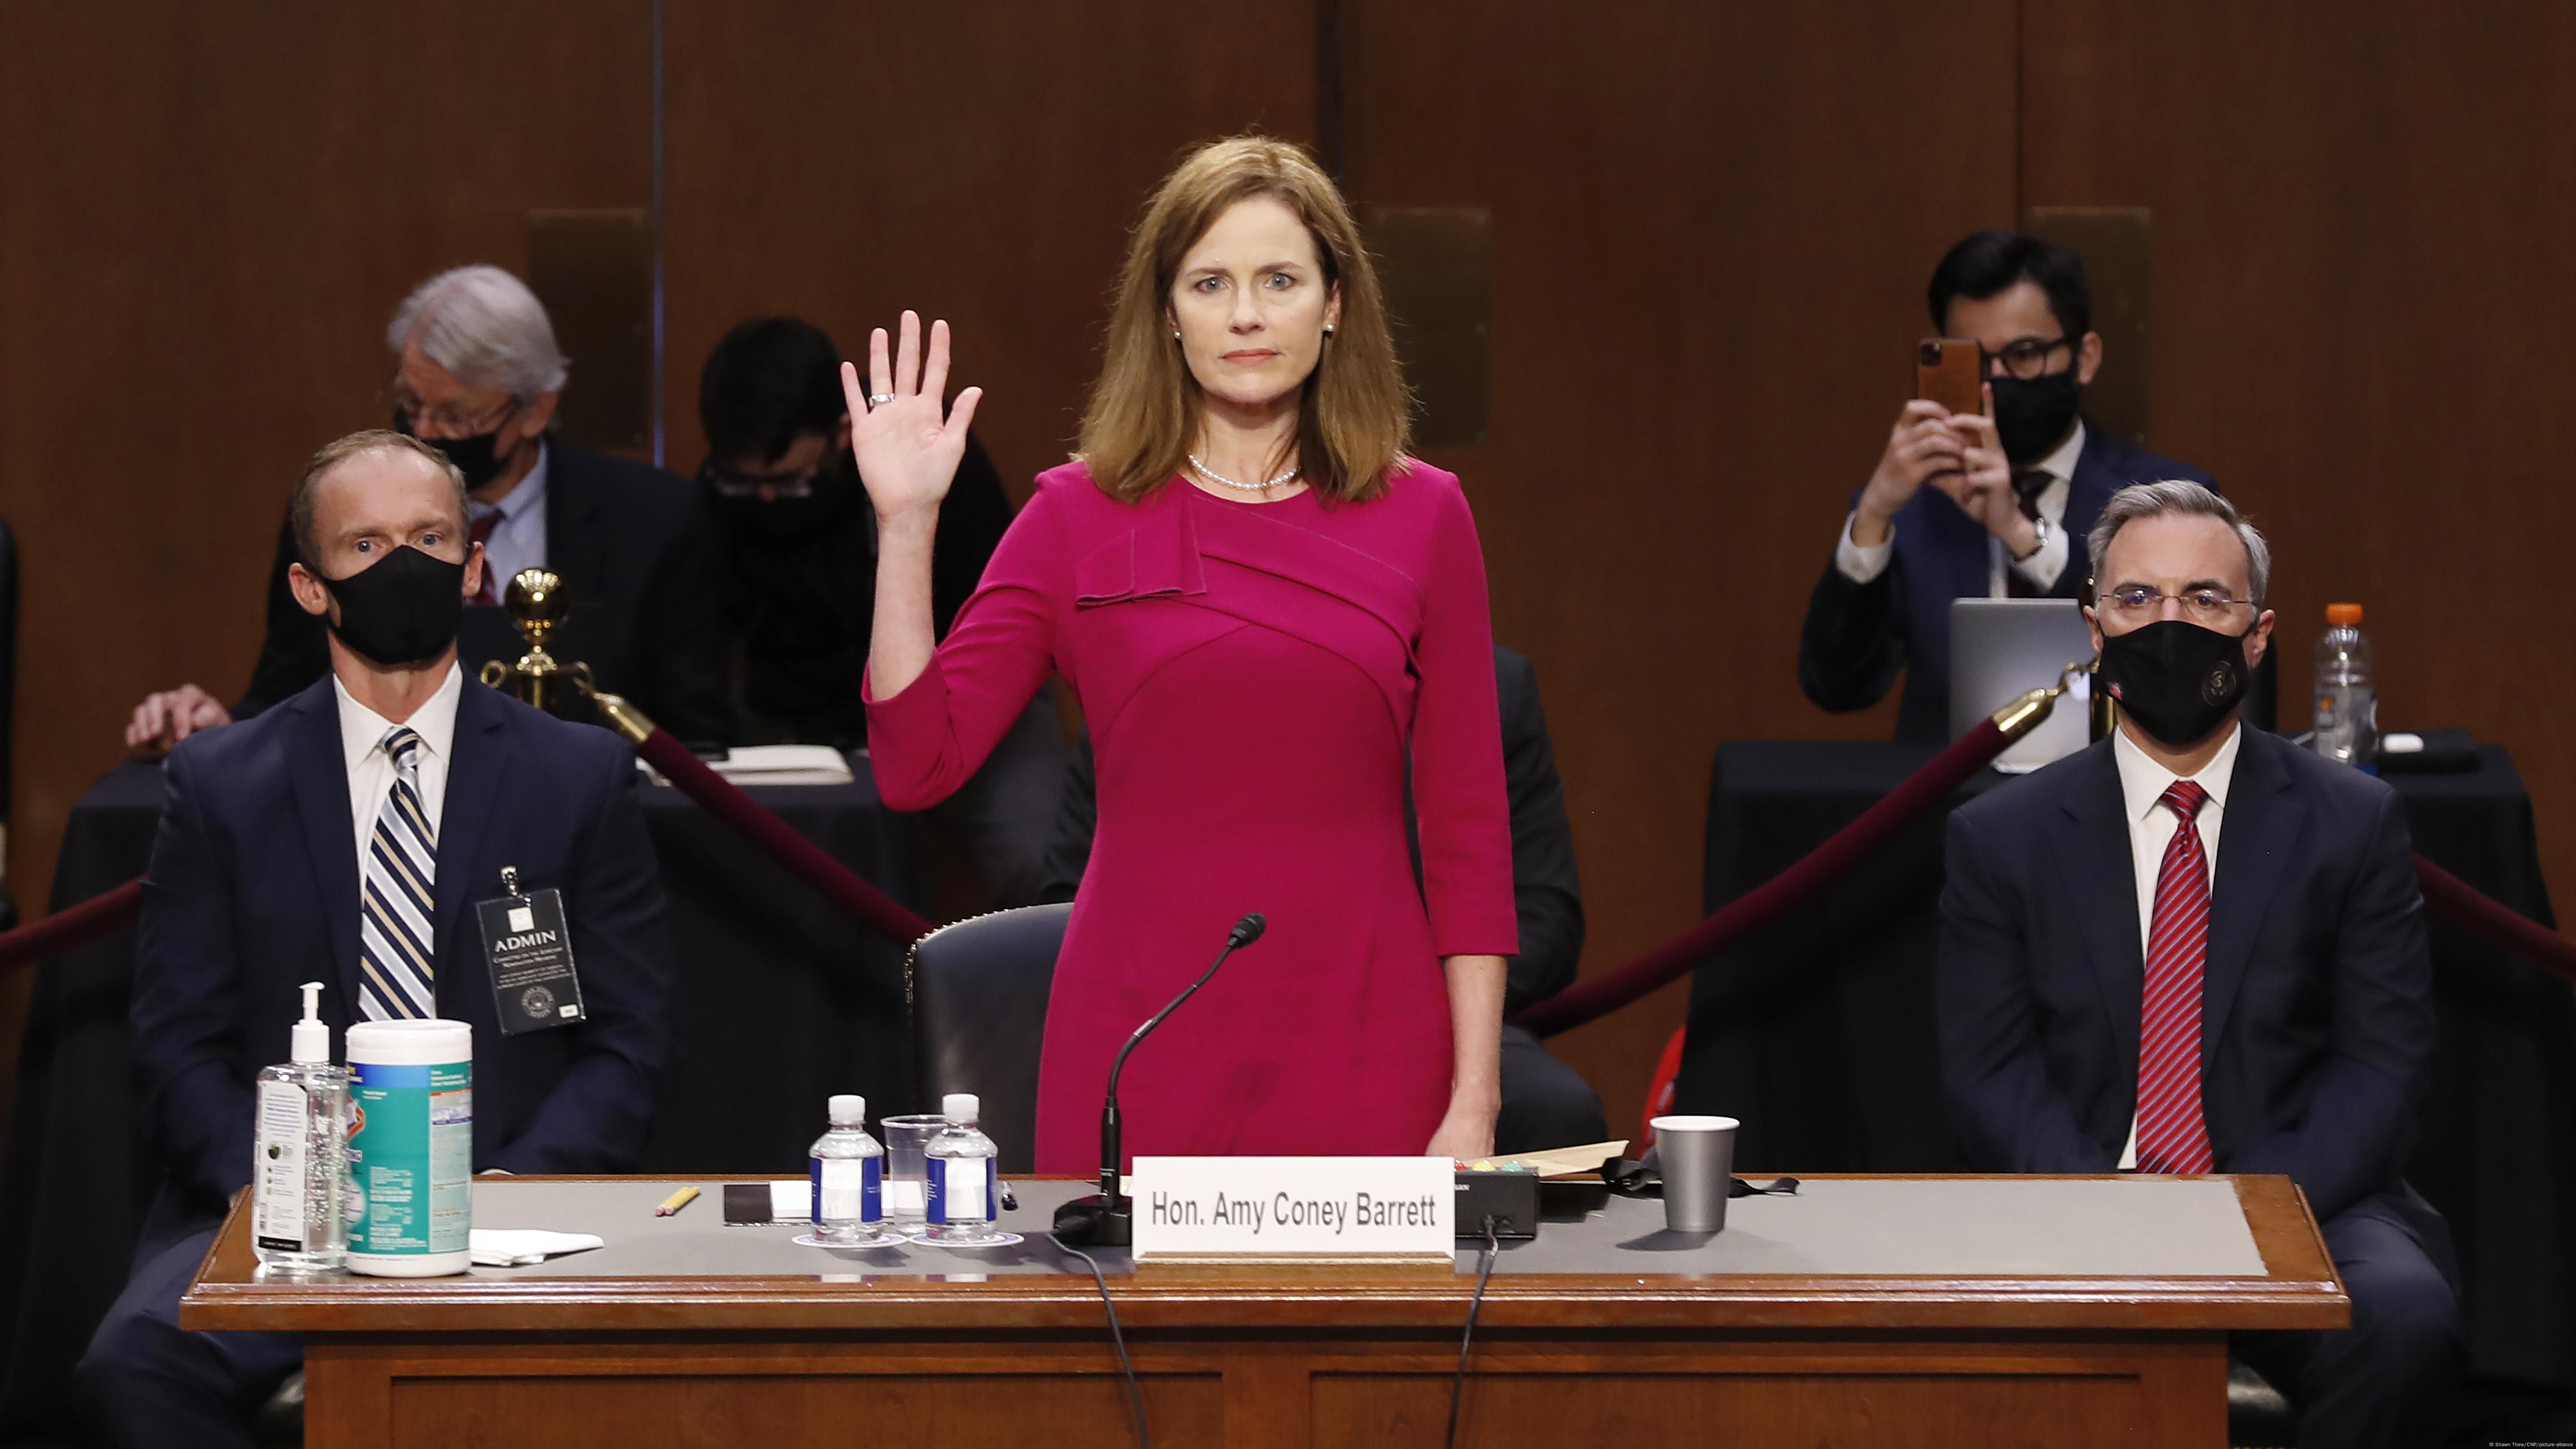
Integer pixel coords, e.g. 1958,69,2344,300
907,903,1068,1174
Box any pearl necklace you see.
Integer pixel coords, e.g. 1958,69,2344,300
1187,454,1300,493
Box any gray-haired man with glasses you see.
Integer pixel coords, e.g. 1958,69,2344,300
125,266,736,753
1938,480,2462,1448
1798,230,2223,742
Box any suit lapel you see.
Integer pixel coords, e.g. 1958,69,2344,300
2050,742,2146,1087
432,682,512,998
281,679,363,1007
543,442,604,597
2058,429,2120,600
2201,728,2304,1052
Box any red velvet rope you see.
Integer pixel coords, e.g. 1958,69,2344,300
2412,852,2576,984
1,742,2567,1010
1513,719,2019,1038
0,877,144,974
1517,744,2576,1041
630,729,934,947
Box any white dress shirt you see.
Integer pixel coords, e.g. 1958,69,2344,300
334,663,465,871
467,442,550,595
2109,719,2244,1168
1834,419,2082,595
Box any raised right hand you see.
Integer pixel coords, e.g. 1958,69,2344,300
840,310,984,527
126,682,230,756
1853,399,1968,543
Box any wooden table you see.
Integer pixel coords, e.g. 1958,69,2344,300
183,1173,2346,1447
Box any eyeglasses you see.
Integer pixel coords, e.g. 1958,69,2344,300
1985,336,2073,380
2098,585,2256,625
698,459,820,501
388,385,519,440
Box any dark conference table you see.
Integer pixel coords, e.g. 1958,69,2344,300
1681,739,2576,1432
0,758,928,1447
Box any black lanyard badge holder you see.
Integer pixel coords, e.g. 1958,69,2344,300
476,865,586,1035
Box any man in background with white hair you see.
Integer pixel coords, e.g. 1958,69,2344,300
125,264,734,750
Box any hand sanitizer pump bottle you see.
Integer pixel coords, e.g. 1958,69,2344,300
253,982,352,1272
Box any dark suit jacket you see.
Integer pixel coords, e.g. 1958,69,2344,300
1038,644,1585,1018
1799,423,2216,742
238,440,736,745
1937,725,2435,1227
134,674,676,1233
709,434,1014,748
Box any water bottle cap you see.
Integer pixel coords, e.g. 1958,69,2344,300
2326,602,2363,626
942,1093,980,1125
828,1094,865,1126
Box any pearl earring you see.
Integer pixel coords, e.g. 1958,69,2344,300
1323,324,1335,336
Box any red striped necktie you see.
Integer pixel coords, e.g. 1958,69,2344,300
2138,778,2217,1174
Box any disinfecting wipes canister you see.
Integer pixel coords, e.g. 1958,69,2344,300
344,1019,472,1276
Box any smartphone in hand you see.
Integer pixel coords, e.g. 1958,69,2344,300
1916,338,1985,419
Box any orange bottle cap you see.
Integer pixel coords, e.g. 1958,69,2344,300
2325,603,2363,626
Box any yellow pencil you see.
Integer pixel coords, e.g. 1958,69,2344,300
654,1186,701,1218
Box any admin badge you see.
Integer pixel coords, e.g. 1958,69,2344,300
476,876,586,1036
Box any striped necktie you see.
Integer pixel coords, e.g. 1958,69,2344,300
2136,779,2217,1174
358,726,438,1021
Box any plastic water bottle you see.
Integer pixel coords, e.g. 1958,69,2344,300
924,1093,1015,1246
2312,603,2377,767
807,1094,897,1247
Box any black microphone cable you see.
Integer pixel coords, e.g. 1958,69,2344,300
1446,1215,1502,1449
1054,1229,1148,1449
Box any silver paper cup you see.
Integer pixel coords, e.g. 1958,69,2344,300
1650,1114,1740,1233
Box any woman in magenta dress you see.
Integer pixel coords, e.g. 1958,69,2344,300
848,137,1516,1171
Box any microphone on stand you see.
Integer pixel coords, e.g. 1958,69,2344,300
1053,911,1267,1246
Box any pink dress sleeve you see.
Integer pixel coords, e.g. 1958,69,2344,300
1410,473,1520,957
863,479,1065,811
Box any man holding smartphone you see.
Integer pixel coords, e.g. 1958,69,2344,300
1797,230,2216,742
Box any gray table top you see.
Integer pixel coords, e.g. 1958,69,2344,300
465,1175,2268,1281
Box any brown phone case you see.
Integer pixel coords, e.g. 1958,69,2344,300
1915,337,1985,418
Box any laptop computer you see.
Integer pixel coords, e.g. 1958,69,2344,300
1948,597,2096,773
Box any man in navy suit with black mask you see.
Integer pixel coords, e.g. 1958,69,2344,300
1800,231,2217,741
1938,480,2460,1448
79,430,676,1448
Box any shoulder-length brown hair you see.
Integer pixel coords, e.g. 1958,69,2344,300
1077,136,1412,505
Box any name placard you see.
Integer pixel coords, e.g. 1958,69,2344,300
1128,1156,1454,1261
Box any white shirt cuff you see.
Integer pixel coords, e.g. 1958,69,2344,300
2010,521,2070,591
1834,511,1894,585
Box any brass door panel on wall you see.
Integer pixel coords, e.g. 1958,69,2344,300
1365,207,1490,450
2026,206,2150,450
528,209,652,455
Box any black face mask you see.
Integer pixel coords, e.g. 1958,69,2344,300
1989,368,2083,465
2097,618,2252,749
707,462,861,544
319,545,465,668
397,412,517,492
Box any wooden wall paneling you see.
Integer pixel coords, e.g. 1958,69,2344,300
658,1,1321,498
0,1,651,1105
1339,0,2021,1134
2021,1,2576,908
